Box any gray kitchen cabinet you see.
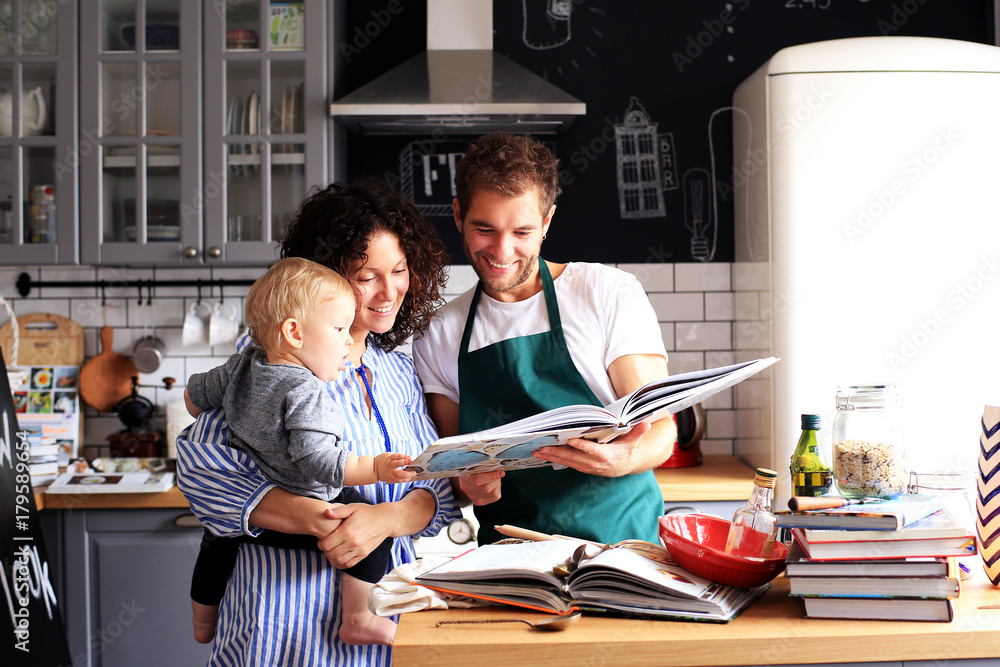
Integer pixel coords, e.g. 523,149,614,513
0,0,79,265
60,508,211,667
77,0,328,266
78,0,202,266
202,0,328,265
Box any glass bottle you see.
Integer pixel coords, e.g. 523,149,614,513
790,414,832,497
832,384,906,499
725,468,778,558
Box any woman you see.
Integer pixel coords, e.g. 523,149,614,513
176,179,460,666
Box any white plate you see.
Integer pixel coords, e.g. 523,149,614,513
293,82,303,133
248,91,259,173
282,86,293,135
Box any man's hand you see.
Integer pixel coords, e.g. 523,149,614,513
454,469,505,506
533,421,654,477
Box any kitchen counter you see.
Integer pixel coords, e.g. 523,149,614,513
37,455,755,510
393,568,1000,666
40,485,190,509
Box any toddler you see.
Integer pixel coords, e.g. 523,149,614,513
184,257,414,646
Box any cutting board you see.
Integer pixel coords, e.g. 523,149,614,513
79,326,138,413
0,312,84,367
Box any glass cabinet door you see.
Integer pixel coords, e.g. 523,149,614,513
0,0,77,264
79,0,201,265
203,0,326,264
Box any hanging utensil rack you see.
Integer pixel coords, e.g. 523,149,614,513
15,272,256,304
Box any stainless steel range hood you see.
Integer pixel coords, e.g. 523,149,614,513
329,0,585,135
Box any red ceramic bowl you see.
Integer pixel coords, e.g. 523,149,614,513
658,513,788,588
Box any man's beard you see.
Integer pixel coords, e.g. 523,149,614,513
465,244,539,295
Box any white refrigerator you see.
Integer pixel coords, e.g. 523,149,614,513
732,37,1000,505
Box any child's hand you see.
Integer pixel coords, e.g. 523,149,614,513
375,452,416,483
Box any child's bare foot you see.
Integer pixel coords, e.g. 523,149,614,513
191,600,220,644
338,610,397,646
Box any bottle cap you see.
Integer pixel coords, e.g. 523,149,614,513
800,414,821,430
754,467,777,488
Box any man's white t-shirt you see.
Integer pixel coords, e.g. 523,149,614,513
413,262,667,408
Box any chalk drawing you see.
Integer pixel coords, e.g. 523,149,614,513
614,97,666,219
522,0,573,50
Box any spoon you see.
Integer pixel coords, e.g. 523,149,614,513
435,611,582,631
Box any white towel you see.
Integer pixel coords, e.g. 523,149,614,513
368,555,488,616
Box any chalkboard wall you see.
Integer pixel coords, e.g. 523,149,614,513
339,1,993,264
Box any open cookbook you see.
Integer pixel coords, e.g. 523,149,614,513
415,538,768,623
405,356,778,480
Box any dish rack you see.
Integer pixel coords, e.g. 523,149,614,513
1,294,29,393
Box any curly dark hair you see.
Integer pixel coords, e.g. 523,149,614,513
280,178,449,352
454,133,562,219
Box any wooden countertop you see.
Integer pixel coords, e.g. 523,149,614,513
655,455,754,502
37,455,755,510
40,485,190,510
393,567,1000,666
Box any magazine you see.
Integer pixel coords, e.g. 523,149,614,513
415,538,768,623
45,470,175,494
406,356,778,479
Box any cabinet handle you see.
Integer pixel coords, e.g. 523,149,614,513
207,246,221,258
183,246,199,259
173,514,204,529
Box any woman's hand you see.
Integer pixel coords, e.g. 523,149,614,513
454,470,504,506
317,503,393,568
534,421,655,477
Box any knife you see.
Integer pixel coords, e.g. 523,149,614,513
787,496,887,512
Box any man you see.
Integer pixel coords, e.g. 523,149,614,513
413,133,677,545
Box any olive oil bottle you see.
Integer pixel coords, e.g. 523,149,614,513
790,414,832,497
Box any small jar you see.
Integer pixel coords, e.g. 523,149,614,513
832,384,906,499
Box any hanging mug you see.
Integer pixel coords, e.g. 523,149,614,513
208,302,241,348
182,302,212,346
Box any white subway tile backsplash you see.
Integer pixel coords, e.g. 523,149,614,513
211,266,267,298
667,352,706,375
734,290,759,321
699,439,735,457
648,292,703,322
150,267,212,298
706,409,736,439
70,298,125,328
658,323,674,352
676,263,731,292
184,356,235,382
8,298,70,319
676,322,731,351
443,264,478,295
705,292,734,321
617,262,674,292
38,267,98,298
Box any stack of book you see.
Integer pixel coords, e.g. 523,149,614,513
777,494,977,622
25,429,61,487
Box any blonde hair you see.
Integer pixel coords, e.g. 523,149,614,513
244,257,353,353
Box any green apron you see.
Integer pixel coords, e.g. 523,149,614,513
458,260,662,545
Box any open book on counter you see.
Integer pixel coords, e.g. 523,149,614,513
406,356,778,480
415,538,768,623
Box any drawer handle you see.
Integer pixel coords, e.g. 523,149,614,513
173,513,203,529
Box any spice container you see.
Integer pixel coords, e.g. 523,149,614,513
832,384,906,499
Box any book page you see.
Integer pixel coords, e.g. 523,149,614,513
406,357,778,479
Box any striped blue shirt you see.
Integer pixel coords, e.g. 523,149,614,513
177,341,461,666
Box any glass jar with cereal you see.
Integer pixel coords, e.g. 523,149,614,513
832,384,906,499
